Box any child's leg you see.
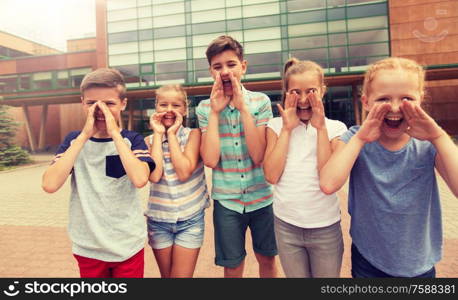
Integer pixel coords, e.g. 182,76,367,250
213,200,249,277
249,204,278,278
307,221,344,278
111,249,144,278
153,247,173,278
73,254,111,278
170,212,205,278
273,216,311,277
147,217,175,278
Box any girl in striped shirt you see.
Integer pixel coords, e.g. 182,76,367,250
144,84,210,278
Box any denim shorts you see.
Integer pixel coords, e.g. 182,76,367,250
147,211,205,250
213,200,277,268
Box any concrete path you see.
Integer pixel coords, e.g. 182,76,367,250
0,154,456,277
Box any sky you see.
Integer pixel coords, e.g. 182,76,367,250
0,0,96,51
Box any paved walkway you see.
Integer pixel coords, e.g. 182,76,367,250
0,154,457,277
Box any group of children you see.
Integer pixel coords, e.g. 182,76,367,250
42,35,458,279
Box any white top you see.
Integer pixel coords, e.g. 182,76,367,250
267,117,347,228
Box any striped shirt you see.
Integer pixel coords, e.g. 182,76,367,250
145,126,210,223
196,86,273,214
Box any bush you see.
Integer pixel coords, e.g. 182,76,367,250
0,105,30,169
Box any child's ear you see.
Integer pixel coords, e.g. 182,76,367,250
361,95,369,112
241,60,247,75
121,98,128,111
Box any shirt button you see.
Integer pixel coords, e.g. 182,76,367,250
238,159,241,162
235,142,238,146
241,174,244,178
233,125,236,129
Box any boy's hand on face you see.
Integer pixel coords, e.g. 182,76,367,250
401,101,445,141
97,101,120,137
167,110,183,135
210,74,230,113
150,112,166,135
81,102,98,140
309,90,326,130
278,91,300,132
356,103,391,143
229,72,247,113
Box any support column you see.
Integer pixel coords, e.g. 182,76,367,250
22,105,36,152
352,84,361,125
38,104,48,151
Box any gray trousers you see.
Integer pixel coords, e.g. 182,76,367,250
274,216,343,278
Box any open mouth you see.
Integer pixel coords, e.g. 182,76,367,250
222,80,232,90
297,106,312,112
384,116,403,129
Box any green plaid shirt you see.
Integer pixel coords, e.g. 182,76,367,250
196,86,273,213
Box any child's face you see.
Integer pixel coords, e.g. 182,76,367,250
81,87,126,131
287,73,323,124
363,69,422,140
209,50,247,97
155,91,187,128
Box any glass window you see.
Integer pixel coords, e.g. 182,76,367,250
70,68,92,88
191,0,225,11
156,61,186,73
33,72,52,90
139,18,153,30
192,21,226,35
327,0,345,7
227,31,244,42
154,26,186,39
226,7,242,19
327,7,345,21
19,75,31,90
108,31,138,44
154,37,185,51
347,2,387,19
329,46,347,59
155,49,186,61
245,40,281,54
243,0,275,4
109,42,139,55
291,48,327,61
244,27,280,42
192,9,225,24
56,71,69,88
116,64,140,77
0,75,17,93
288,10,326,25
227,19,243,31
138,0,151,5
245,52,281,66
139,40,154,52
245,64,281,79
156,72,186,84
328,59,349,72
153,2,184,16
328,33,347,46
349,43,389,57
138,6,152,18
107,8,137,21
140,52,154,63
227,0,242,7
348,29,388,44
107,0,137,11
194,58,209,71
139,29,153,40
328,20,347,33
244,15,280,29
347,16,388,31
108,20,138,33
109,53,139,66
141,64,154,74
193,33,225,47
243,3,279,18
287,0,324,11
153,14,185,28
289,35,327,50
288,22,326,37
193,46,207,59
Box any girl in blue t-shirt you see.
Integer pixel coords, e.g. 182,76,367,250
319,57,458,277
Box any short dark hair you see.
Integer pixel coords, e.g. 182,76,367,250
80,68,126,99
205,35,244,65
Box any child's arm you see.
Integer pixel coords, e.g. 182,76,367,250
42,103,98,193
167,112,201,182
199,75,230,168
308,90,332,171
263,92,299,184
146,113,165,183
98,102,150,188
402,101,458,197
230,72,269,165
319,103,391,194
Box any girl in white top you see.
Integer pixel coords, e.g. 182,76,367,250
264,58,347,277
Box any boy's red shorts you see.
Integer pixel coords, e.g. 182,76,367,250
74,248,144,278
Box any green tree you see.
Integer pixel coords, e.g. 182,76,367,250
0,105,30,170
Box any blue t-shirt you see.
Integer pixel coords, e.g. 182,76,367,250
340,126,442,277
54,130,155,262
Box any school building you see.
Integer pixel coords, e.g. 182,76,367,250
0,0,457,151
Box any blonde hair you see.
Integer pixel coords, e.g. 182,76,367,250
362,57,425,98
155,84,189,108
282,58,325,104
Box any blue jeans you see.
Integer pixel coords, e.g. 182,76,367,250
351,244,436,278
274,216,343,278
147,211,205,250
